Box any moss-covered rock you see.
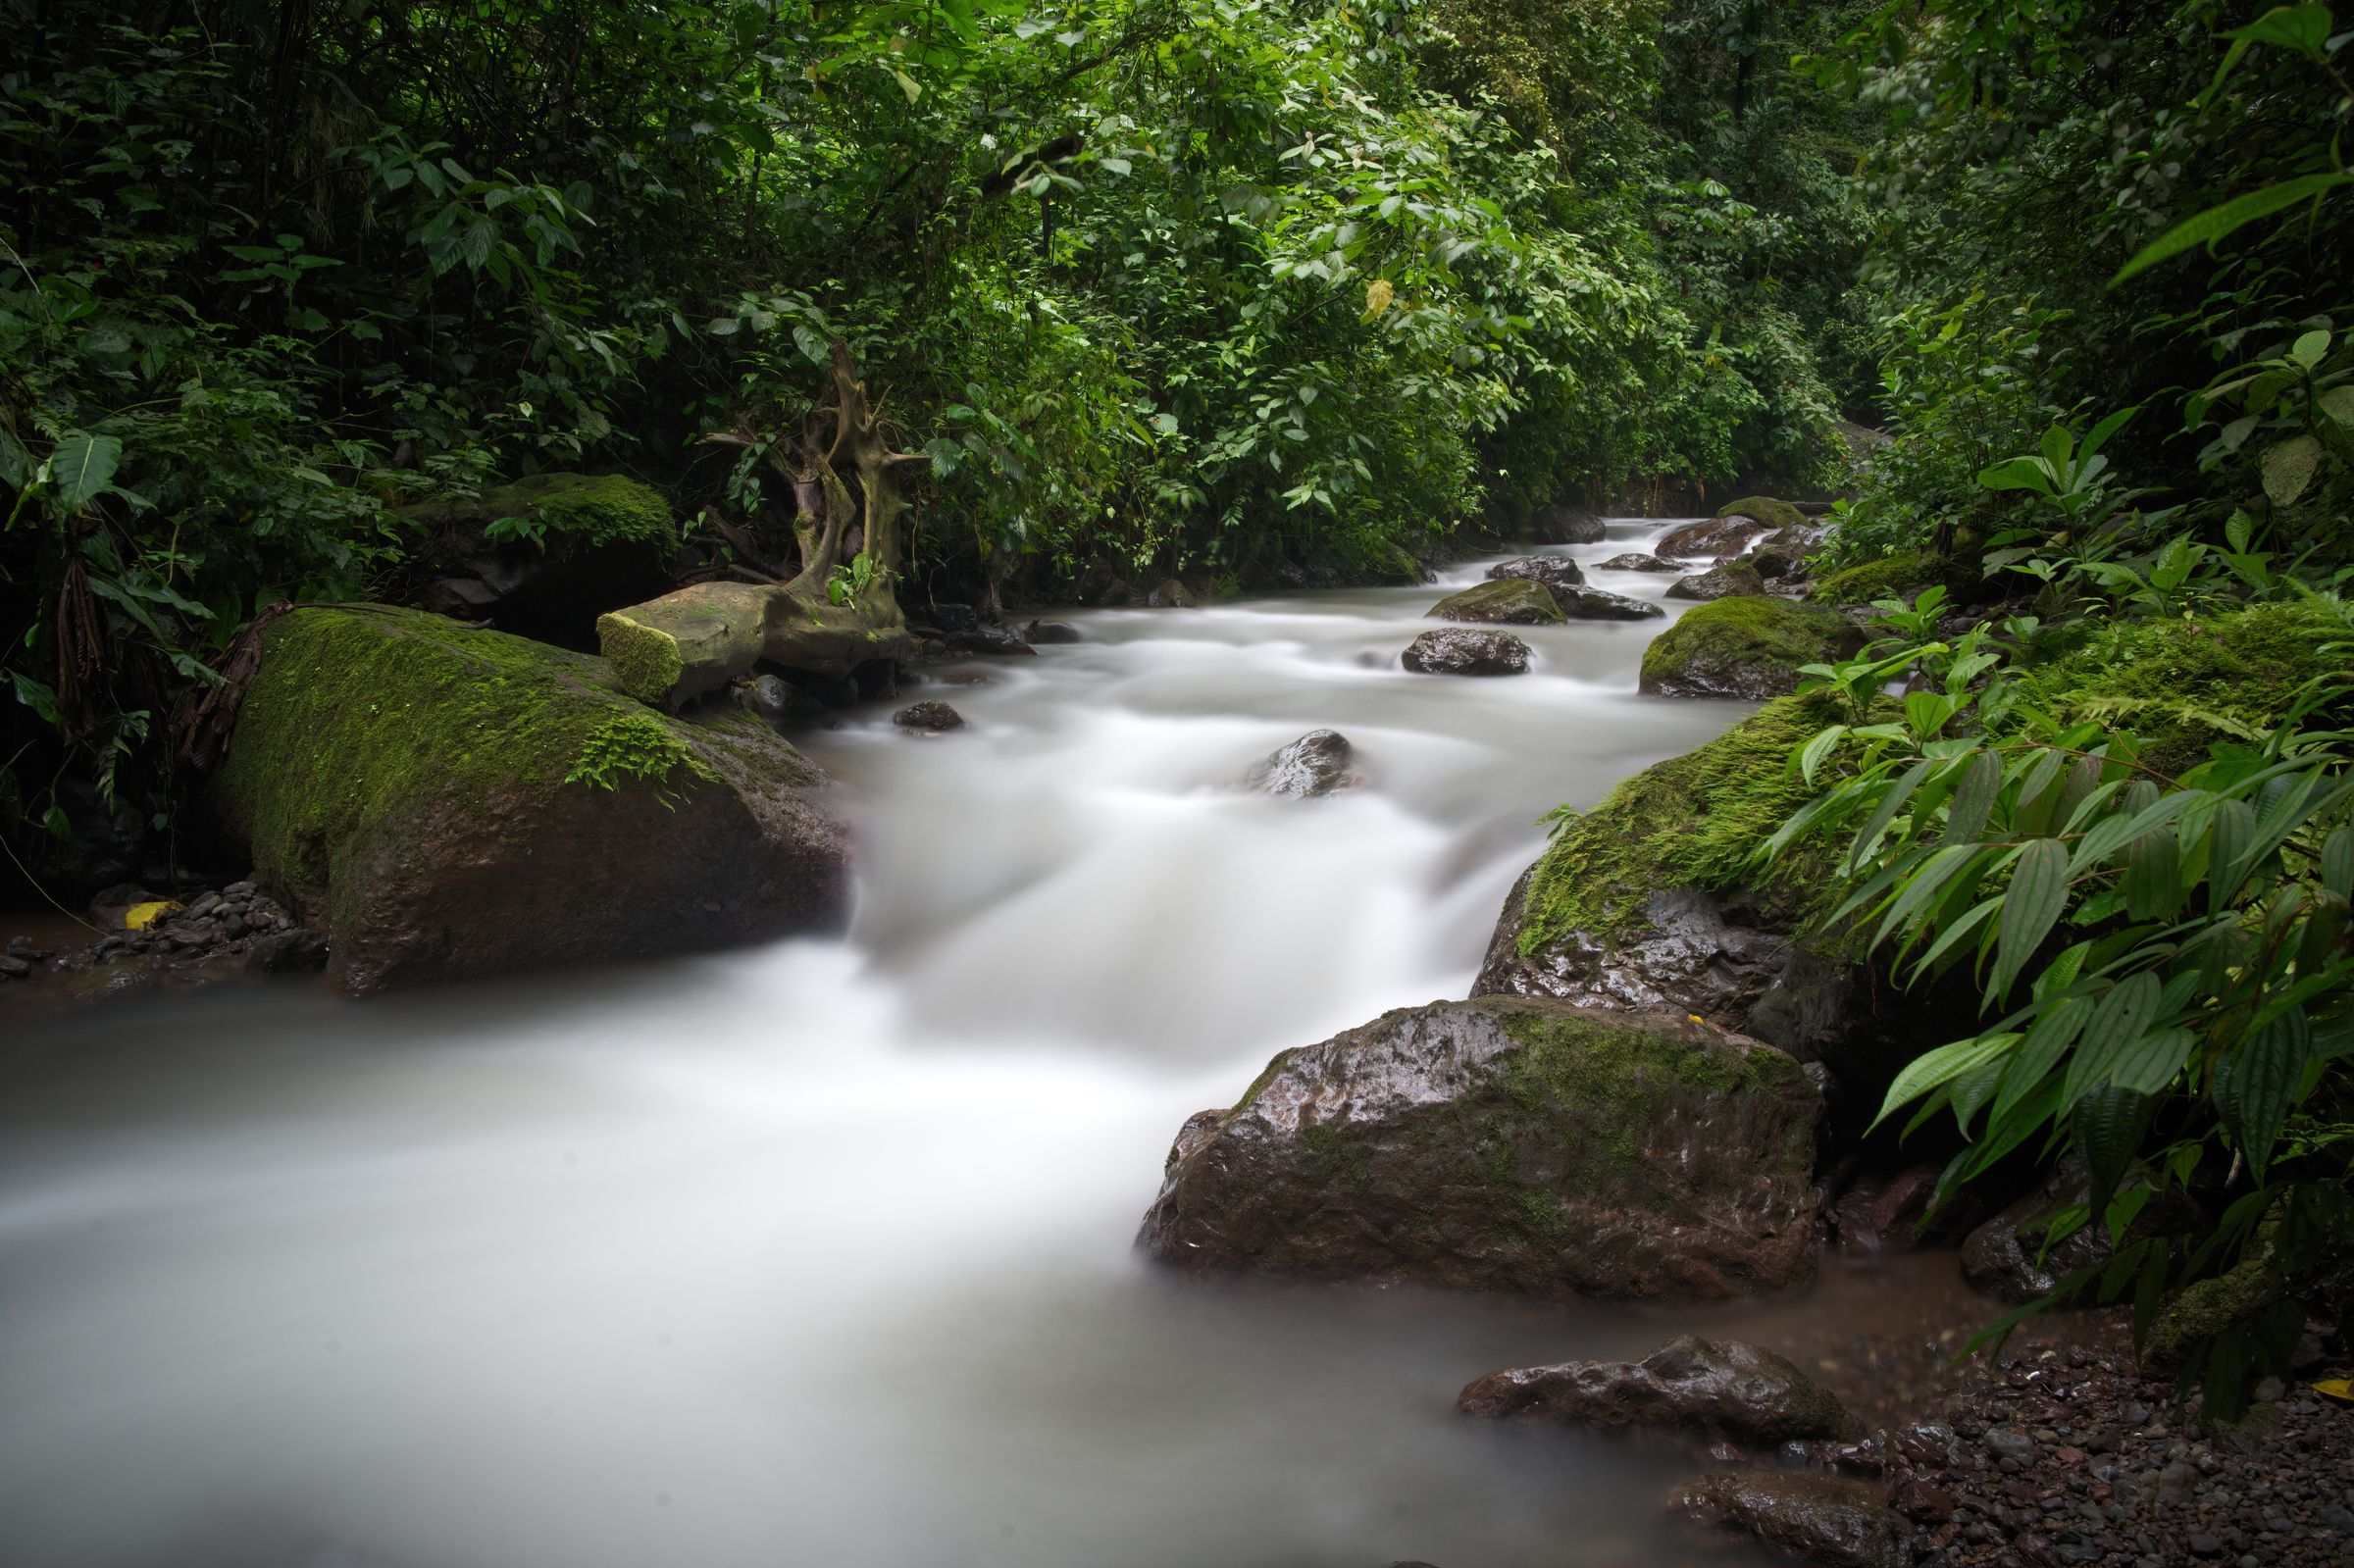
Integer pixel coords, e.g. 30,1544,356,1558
1641,597,1858,700
1473,696,1859,1060
1429,577,1565,625
2017,600,2350,777
1714,495,1810,531
209,605,847,992
1811,552,1951,607
1139,996,1822,1300
408,473,678,644
1664,560,1766,602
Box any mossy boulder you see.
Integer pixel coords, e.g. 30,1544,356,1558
1429,578,1565,625
2017,600,2350,778
1474,696,1858,1060
1714,495,1810,531
1138,996,1821,1301
408,473,677,644
1811,551,1953,608
1664,560,1766,602
1642,597,1860,700
208,606,848,993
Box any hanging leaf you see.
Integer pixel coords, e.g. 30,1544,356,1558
2261,434,2323,509
49,431,125,512
2211,1011,2309,1176
2072,1086,2153,1217
2111,174,2354,283
1993,837,2071,998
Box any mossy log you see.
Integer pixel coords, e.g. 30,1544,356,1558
597,339,921,706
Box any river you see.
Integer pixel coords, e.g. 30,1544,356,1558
0,521,1924,1567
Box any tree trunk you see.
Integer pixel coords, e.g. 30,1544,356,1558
598,340,923,707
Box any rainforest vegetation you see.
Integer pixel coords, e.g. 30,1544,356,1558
4,0,2352,1406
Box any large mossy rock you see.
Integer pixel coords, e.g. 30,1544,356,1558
209,606,848,993
2017,600,2350,777
1473,696,1856,1060
1714,495,1810,531
407,473,675,644
1664,560,1766,602
1138,997,1822,1301
1811,551,1959,608
1641,597,1860,700
1428,578,1565,625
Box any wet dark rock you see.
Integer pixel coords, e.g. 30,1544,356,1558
247,927,330,975
1828,1163,1948,1254
1401,629,1531,676
1525,504,1606,544
1477,885,1849,1062
1665,560,1768,601
943,626,1037,657
1485,555,1586,593
1596,553,1688,573
0,954,30,980
6,936,43,960
1657,515,1774,560
893,700,966,732
1892,1477,1956,1522
1554,583,1664,621
926,603,983,633
1245,730,1364,799
741,673,825,727
1744,522,1830,581
1427,579,1564,625
1147,579,1202,609
1023,620,1082,644
1668,1472,1906,1568
1458,1335,1858,1446
1139,997,1822,1301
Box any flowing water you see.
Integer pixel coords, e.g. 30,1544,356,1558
1,522,1932,1567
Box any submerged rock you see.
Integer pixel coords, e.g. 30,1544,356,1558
1640,597,1859,700
1245,730,1363,798
1668,1473,1906,1568
1665,560,1766,602
1023,620,1082,644
1554,583,1663,621
1402,629,1531,676
1459,1335,1858,1446
1428,578,1564,625
1657,515,1772,560
1485,555,1586,592
893,700,965,732
208,606,848,994
1139,997,1822,1301
943,626,1036,657
1595,553,1688,574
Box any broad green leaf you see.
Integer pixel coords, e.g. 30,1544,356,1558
1992,837,2072,999
2206,797,2257,910
2289,328,2331,369
2223,4,2334,56
2062,970,2163,1100
2320,385,2354,427
2262,434,2324,508
2211,1011,2308,1176
1976,456,2054,493
2324,826,2353,898
1944,749,2001,843
2124,827,2180,920
49,431,124,512
1994,995,2092,1121
2072,1086,2153,1216
1873,1033,2014,1128
2112,174,2354,283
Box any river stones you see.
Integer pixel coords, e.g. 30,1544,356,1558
1657,515,1773,560
1138,997,1822,1300
1485,555,1586,592
1428,579,1564,625
1596,553,1688,574
1665,560,1766,601
1639,597,1859,700
208,605,849,994
1525,503,1607,543
1459,1336,1859,1447
1402,628,1531,676
894,699,965,731
1667,1473,1907,1568
1554,583,1663,620
1245,730,1364,798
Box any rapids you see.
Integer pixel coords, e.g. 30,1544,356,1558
0,521,1878,1567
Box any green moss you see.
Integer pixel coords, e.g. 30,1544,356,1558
1715,495,1808,531
1640,595,1851,694
2144,1251,2281,1373
565,714,719,798
2018,600,2350,777
1518,693,1843,952
208,606,767,935
1812,552,1947,606
596,611,686,704
482,472,674,552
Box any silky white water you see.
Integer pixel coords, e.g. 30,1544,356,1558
0,522,1822,1567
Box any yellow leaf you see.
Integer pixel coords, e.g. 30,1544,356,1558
1688,1014,1706,1025
1360,278,1394,323
123,900,179,931
2315,1379,2354,1405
